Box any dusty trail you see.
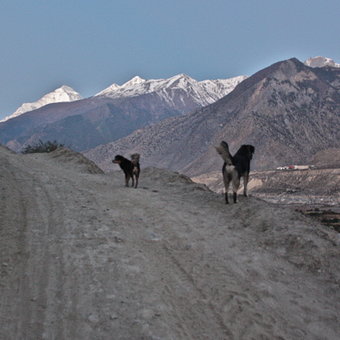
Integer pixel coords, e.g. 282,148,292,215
1,146,339,339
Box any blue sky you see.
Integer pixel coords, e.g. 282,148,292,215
1,0,339,119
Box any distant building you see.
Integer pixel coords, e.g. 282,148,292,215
294,165,310,170
276,165,314,171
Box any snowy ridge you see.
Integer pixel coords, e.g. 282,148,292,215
1,75,246,123
2,56,339,123
96,74,247,107
304,56,340,68
1,85,82,122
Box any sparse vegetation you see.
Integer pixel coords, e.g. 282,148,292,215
22,140,64,154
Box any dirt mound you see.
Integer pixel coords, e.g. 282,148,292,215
143,166,193,183
44,147,104,174
1,146,340,339
0,144,16,154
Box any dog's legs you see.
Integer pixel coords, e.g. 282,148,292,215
233,192,237,204
125,174,131,187
223,173,230,204
243,173,249,197
232,176,240,203
133,167,139,188
225,192,229,204
131,176,135,188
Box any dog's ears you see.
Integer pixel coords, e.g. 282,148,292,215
245,145,255,159
220,141,229,149
240,144,255,155
130,153,140,161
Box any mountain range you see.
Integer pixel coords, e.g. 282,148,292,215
0,74,246,151
0,56,339,175
84,57,340,174
2,56,337,123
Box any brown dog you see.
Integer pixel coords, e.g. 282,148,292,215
112,154,140,188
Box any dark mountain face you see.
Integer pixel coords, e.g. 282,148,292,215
85,58,340,175
0,89,203,152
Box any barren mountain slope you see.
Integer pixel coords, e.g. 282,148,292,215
85,58,340,175
1,146,340,340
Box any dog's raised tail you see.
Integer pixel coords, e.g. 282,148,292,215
215,141,233,165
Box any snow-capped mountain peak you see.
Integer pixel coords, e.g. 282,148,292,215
95,74,247,107
304,56,340,68
95,76,146,97
97,83,120,95
122,76,146,87
1,85,82,122
2,73,248,124
165,74,195,88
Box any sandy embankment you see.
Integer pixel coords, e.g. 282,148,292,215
1,146,339,339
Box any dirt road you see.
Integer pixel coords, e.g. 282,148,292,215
1,146,339,339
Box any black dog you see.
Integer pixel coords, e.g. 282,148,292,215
215,141,255,204
112,154,140,188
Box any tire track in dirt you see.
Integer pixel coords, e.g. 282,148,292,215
124,193,235,339
131,190,286,339
0,154,69,339
162,242,234,339
0,155,31,339
30,175,68,340
32,169,109,340
1,151,94,339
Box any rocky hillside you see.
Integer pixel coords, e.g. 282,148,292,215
0,75,245,152
85,58,340,175
310,148,340,169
